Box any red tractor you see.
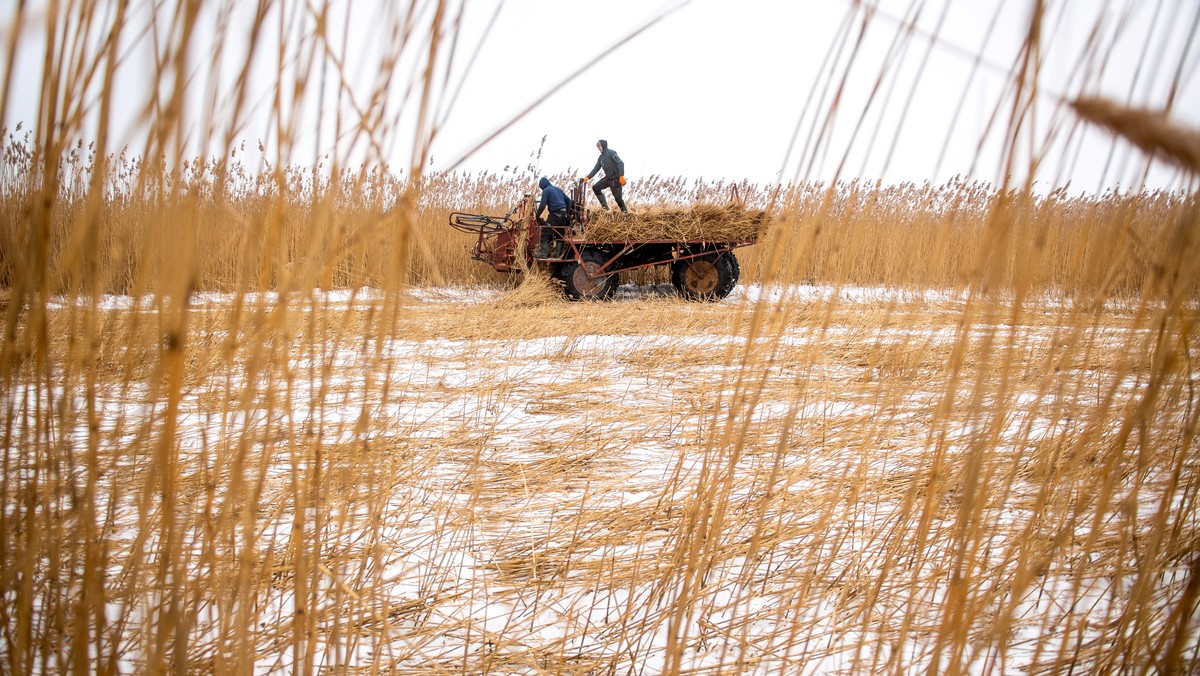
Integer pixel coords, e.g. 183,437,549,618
449,182,758,301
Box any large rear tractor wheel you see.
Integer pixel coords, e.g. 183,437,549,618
561,250,618,301
672,252,739,301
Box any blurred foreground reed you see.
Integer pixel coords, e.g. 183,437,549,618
2,0,1198,672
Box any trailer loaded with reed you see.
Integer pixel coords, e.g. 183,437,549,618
449,183,767,301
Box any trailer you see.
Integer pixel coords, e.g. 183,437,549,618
448,183,761,301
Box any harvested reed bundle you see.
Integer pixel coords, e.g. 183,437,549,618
584,203,769,242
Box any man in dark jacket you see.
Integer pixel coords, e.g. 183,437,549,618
583,139,627,212
535,176,572,257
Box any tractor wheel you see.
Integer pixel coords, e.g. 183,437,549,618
561,250,618,301
672,252,739,301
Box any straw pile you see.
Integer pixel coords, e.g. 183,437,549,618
584,203,769,242
495,270,563,307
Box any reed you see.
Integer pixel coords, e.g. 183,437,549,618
2,135,1191,300
1,1,1197,674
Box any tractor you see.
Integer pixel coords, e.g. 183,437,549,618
448,182,759,301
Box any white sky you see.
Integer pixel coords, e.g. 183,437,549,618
3,0,1199,193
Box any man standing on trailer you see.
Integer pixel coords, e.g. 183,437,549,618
535,176,572,258
581,139,627,213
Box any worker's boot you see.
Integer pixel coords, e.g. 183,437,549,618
595,194,609,210
536,233,550,258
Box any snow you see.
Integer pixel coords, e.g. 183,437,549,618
4,282,1195,673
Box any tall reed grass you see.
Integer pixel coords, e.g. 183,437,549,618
2,131,1192,299
2,0,1198,673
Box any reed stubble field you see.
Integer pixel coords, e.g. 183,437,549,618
3,0,1200,673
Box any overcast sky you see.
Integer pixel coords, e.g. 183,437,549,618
439,0,1200,192
3,0,1198,193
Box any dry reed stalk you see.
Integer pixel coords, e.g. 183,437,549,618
1072,97,1200,175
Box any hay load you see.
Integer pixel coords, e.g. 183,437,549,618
583,203,769,242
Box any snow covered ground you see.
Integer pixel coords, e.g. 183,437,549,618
5,283,1197,673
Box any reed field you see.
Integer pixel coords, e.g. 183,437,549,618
3,0,1200,674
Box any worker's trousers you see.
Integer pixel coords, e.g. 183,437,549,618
539,210,570,257
593,176,627,213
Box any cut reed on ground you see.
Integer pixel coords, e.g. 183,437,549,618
2,1,1198,674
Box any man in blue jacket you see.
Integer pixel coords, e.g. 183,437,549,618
582,139,627,213
535,176,572,257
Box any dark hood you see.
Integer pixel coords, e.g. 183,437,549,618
538,177,550,189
